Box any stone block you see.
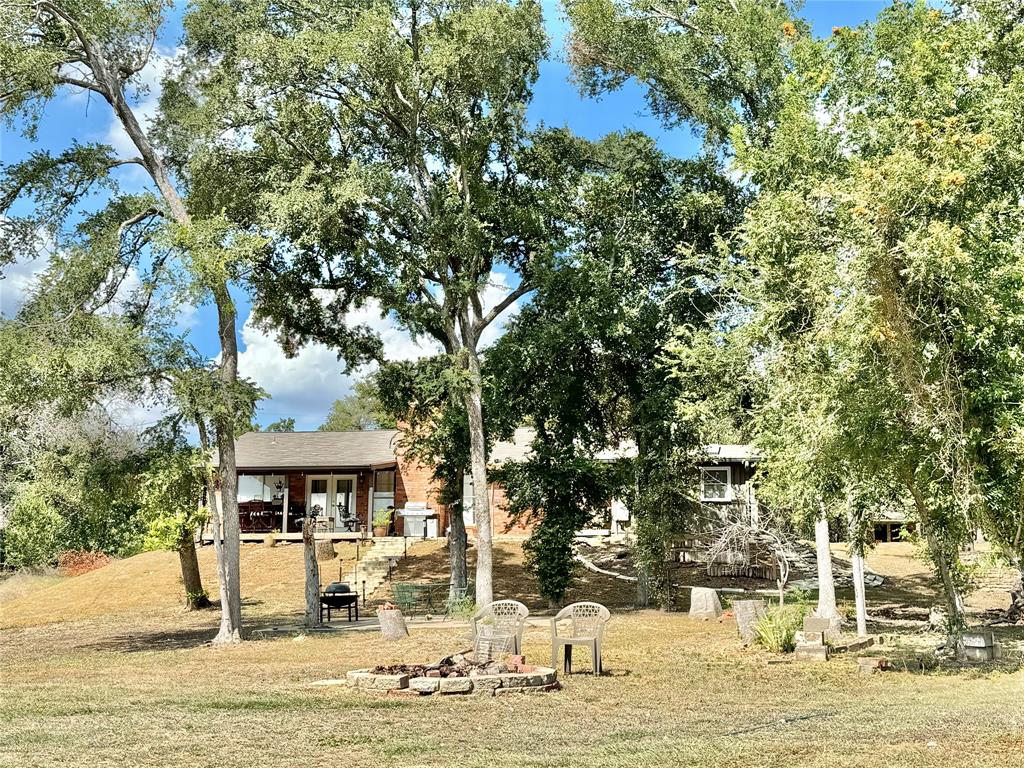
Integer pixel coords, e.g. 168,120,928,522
964,646,995,662
439,677,474,694
346,670,370,686
795,631,824,646
803,616,832,635
361,674,409,691
794,644,830,662
470,676,502,694
689,587,723,620
733,599,767,643
962,631,994,649
409,677,440,694
843,638,875,653
501,673,529,688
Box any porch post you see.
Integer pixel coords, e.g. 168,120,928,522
281,477,289,534
368,480,374,537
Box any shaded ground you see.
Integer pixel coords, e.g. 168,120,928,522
2,540,1023,767
1,607,1022,768
378,540,639,612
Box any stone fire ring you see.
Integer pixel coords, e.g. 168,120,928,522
346,667,559,696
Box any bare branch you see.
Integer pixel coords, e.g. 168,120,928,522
475,281,535,332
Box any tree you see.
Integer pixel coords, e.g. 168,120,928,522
486,132,745,608
319,379,396,432
1,0,255,642
179,0,587,605
138,447,212,610
736,2,1024,652
265,418,295,433
564,0,796,146
376,357,473,600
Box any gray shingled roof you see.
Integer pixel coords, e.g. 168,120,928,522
222,427,759,470
226,430,400,470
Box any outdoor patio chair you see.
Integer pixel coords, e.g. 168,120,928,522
470,599,529,655
550,601,610,675
391,582,423,614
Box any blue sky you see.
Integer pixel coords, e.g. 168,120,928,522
1,1,889,430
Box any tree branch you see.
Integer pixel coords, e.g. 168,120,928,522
475,281,535,333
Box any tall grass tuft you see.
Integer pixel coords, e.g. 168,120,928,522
753,604,809,653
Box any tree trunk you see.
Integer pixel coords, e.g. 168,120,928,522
72,9,246,645
1007,567,1024,624
635,562,650,608
813,509,841,637
448,499,469,602
851,548,868,637
210,284,243,644
462,347,493,606
177,530,210,610
927,527,967,655
908,483,967,655
846,504,868,637
303,516,321,627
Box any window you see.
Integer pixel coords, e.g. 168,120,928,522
238,474,286,532
373,469,396,513
700,467,732,502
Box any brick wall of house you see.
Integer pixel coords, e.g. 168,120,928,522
394,451,448,535
488,484,531,537
355,472,370,528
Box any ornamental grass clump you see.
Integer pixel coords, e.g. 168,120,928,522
753,605,808,654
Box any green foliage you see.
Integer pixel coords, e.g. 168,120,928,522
753,604,808,654
498,440,615,604
372,508,393,529
320,378,396,432
264,418,295,432
484,132,745,609
3,497,67,569
444,594,476,619
138,449,210,552
733,3,1024,637
523,515,579,606
564,0,797,145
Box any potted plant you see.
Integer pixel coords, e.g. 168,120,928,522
372,507,393,538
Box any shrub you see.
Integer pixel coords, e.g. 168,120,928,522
445,594,476,619
524,516,579,606
3,498,66,568
753,604,808,653
57,550,112,577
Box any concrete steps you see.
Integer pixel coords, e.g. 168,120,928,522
348,538,410,600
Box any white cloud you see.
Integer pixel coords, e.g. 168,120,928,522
104,47,181,164
0,221,55,317
0,254,48,317
239,271,526,429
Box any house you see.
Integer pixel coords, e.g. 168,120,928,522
207,427,762,542
207,428,531,542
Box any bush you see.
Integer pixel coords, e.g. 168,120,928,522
524,516,579,606
753,604,809,654
57,550,112,576
3,498,66,568
445,594,476,619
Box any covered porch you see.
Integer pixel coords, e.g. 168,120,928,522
205,465,398,542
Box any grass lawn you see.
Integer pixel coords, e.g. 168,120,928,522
1,543,1022,768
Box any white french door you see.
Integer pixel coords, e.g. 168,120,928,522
308,476,330,518
306,474,358,529
333,476,356,528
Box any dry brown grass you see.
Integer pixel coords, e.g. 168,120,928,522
1,542,1022,768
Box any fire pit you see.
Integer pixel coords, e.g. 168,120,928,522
346,650,559,696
